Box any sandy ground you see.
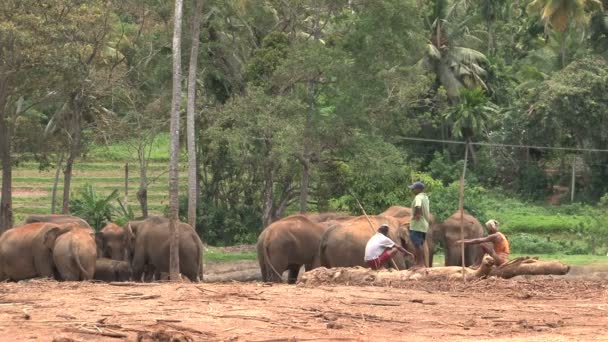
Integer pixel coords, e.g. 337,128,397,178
0,272,607,342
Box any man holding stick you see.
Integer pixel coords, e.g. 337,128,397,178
365,224,413,270
409,181,430,268
457,219,510,266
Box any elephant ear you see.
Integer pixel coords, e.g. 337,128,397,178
43,226,71,249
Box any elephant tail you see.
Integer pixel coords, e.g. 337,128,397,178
263,240,283,283
70,238,91,280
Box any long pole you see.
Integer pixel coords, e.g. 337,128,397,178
353,197,400,270
571,155,576,203
459,143,469,283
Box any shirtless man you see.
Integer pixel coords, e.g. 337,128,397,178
457,219,510,266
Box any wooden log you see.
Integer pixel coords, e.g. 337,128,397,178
489,257,570,279
299,256,569,286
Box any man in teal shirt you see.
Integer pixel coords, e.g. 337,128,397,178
409,181,430,268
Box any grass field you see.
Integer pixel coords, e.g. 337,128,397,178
5,160,187,223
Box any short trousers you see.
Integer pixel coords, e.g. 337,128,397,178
366,249,393,270
410,230,426,247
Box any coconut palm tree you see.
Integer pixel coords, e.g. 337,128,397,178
425,0,490,102
444,87,498,164
527,0,603,67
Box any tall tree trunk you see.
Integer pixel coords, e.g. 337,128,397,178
0,108,12,232
168,0,184,281
466,138,477,166
137,169,149,218
262,165,274,227
62,152,76,214
62,114,82,215
51,153,64,214
137,144,149,218
299,80,315,214
187,0,203,229
487,19,493,56
560,30,567,69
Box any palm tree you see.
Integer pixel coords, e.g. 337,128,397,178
444,87,498,164
426,0,490,102
479,0,508,55
527,0,603,67
169,0,184,281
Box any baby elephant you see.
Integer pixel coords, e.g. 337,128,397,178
94,258,132,282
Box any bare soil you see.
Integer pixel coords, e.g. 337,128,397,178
0,274,607,342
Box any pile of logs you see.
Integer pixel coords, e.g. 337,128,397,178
299,256,570,286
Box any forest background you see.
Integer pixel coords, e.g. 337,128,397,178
1,0,608,257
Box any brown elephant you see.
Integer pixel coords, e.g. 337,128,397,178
257,215,327,284
94,258,132,282
379,207,438,267
380,206,411,220
96,222,129,261
53,228,97,281
126,216,204,282
315,215,413,269
429,212,484,267
0,223,71,281
24,214,92,231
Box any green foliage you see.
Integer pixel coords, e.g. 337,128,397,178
69,184,119,231
444,87,497,140
508,233,588,255
515,165,551,200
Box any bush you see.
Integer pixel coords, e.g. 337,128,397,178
177,195,262,246
515,165,551,201
70,184,119,231
508,233,589,255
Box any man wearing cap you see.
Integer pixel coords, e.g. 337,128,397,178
409,181,430,268
364,224,412,270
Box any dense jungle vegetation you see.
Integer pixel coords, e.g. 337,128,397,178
1,0,607,253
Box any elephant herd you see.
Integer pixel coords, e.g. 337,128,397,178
256,206,488,283
0,215,204,283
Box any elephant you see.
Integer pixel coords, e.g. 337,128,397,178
304,212,351,224
315,215,414,270
257,215,327,284
379,207,439,267
126,216,204,282
96,222,129,261
24,214,92,231
429,212,484,267
53,228,97,281
0,222,71,281
380,206,412,220
94,258,132,282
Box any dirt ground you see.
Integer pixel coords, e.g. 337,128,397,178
1,266,607,342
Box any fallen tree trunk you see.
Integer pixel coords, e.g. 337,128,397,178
488,257,570,279
299,256,569,286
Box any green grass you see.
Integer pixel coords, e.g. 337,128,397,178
87,133,184,162
204,250,258,263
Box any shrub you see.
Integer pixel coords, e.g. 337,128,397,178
69,184,119,231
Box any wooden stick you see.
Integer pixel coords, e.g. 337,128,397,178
66,327,127,338
353,196,400,270
459,143,469,283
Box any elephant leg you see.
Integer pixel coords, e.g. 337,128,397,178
131,249,146,282
304,263,313,272
287,265,300,284
445,245,462,266
34,251,56,279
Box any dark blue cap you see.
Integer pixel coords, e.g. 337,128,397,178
408,181,425,190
